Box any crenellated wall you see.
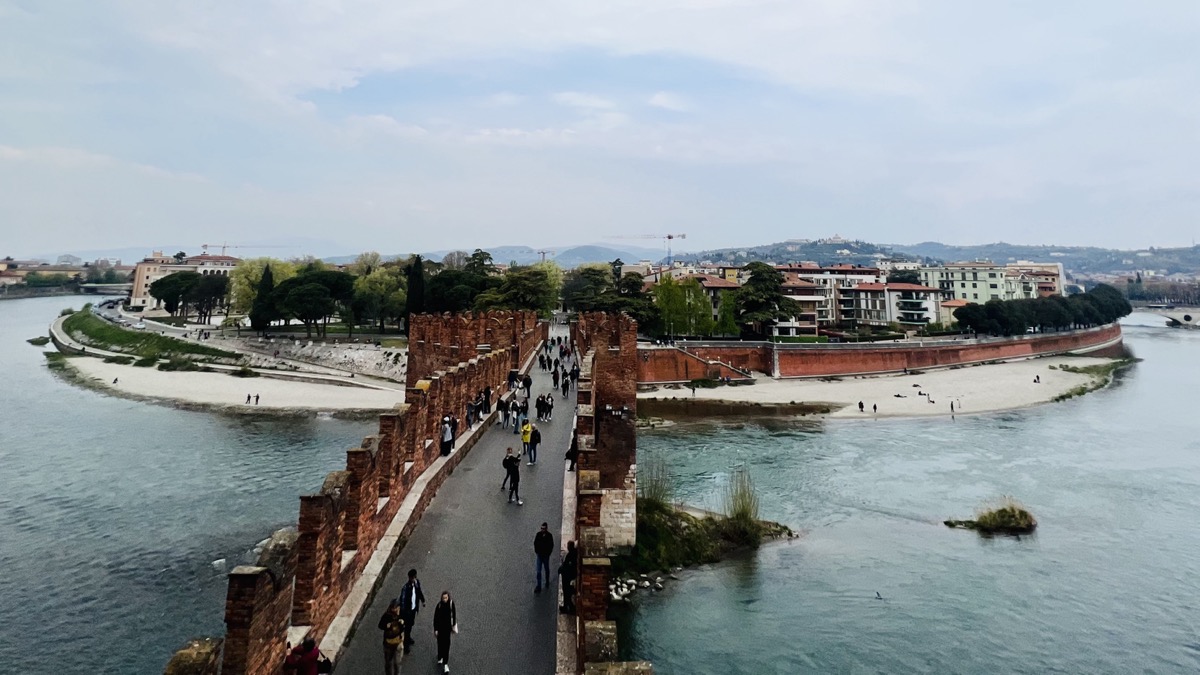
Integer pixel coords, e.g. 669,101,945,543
406,310,545,387
638,323,1124,382
167,311,538,675
566,313,650,674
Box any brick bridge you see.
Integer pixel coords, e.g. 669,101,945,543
163,310,649,675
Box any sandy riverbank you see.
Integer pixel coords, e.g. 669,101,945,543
65,357,405,416
639,356,1123,419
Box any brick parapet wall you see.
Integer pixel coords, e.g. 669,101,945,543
170,319,530,675
637,324,1124,383
407,310,544,387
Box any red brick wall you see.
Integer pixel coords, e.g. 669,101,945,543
175,324,532,675
406,310,543,386
636,348,751,383
636,324,1123,382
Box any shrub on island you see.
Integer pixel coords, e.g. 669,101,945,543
945,497,1037,535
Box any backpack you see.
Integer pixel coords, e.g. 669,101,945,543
384,616,405,646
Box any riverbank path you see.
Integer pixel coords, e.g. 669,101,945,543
336,328,573,675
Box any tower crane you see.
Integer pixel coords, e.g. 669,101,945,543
606,233,687,267
536,249,556,263
200,243,290,256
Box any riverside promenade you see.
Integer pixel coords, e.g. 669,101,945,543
335,331,573,675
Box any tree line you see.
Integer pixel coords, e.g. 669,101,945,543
953,284,1131,336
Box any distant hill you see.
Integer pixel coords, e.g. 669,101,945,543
679,238,896,267
890,242,1200,276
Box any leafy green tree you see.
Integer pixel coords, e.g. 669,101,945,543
229,258,298,314
441,250,470,270
173,251,187,263
150,271,201,316
350,251,384,277
715,290,739,336
562,264,613,311
85,265,104,283
283,283,335,338
735,262,800,337
653,276,686,336
188,273,229,324
475,265,558,315
100,268,122,284
354,267,401,332
887,270,921,284
463,249,496,277
680,278,713,336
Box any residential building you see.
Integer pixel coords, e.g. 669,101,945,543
773,273,822,337
129,251,240,309
938,298,969,326
919,262,1041,303
57,254,83,266
776,264,885,329
841,283,943,329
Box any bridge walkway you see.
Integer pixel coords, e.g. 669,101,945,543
335,327,572,675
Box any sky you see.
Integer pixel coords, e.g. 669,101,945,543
2,1,1198,259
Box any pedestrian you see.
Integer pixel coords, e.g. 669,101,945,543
534,522,554,593
559,540,578,614
246,394,252,404
528,424,541,465
255,394,260,405
396,569,426,654
433,591,458,673
565,430,578,472
523,374,533,396
112,377,118,385
507,369,517,392
546,394,554,421
553,357,560,371
283,637,324,675
483,386,492,413
505,452,523,505
498,398,510,428
521,420,533,456
858,400,864,412
440,416,454,456
553,369,560,389
570,364,579,386
561,378,569,399
950,401,955,413
500,448,516,490
872,403,877,413
378,600,405,675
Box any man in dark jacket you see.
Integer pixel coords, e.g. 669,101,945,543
396,569,426,653
504,452,522,505
527,424,542,465
378,600,405,675
534,522,554,593
559,540,578,614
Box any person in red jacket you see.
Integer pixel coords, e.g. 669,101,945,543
284,638,323,675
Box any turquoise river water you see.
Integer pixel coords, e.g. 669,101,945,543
628,314,1200,674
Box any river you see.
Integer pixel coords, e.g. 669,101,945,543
0,297,372,674
629,315,1200,674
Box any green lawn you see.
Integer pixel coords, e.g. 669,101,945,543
63,310,240,360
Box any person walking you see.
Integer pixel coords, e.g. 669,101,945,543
378,600,405,675
527,424,542,465
552,369,560,390
521,420,533,456
505,452,523,505
440,417,454,456
565,430,578,472
498,397,510,428
858,400,864,412
284,637,324,675
570,364,580,386
500,448,516,491
561,377,569,399
559,540,578,614
523,373,533,397
433,591,458,673
255,394,260,405
397,569,426,654
546,394,554,421
246,394,252,404
534,522,554,593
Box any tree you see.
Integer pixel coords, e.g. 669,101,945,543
441,250,470,270
735,262,800,337
562,264,613,311
404,255,426,332
463,249,496,277
715,290,739,336
350,251,384,277
354,267,402,332
887,270,920,284
85,265,104,283
173,251,187,263
283,283,335,338
150,271,201,316
100,268,122,284
229,258,298,314
680,278,714,336
475,265,558,315
249,264,279,332
530,261,563,312
189,273,229,324
653,276,686,336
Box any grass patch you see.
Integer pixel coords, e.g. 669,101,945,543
26,336,50,346
687,378,720,389
133,356,159,368
638,458,674,507
229,366,260,378
103,355,135,365
717,466,763,547
44,351,69,370
62,310,239,360
1052,357,1139,402
380,338,408,349
157,357,202,372
945,497,1037,535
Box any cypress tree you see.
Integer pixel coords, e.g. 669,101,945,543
249,264,276,332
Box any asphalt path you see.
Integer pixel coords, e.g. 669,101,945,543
336,329,573,675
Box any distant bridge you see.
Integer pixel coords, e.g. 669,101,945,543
1140,305,1200,329
78,283,132,295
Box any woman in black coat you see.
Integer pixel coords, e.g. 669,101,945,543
433,590,458,672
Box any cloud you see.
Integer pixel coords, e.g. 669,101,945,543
552,91,616,110
648,91,690,112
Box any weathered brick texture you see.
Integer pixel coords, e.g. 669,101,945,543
170,313,541,675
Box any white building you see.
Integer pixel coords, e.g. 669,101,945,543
129,251,240,309
841,283,943,329
919,262,1041,303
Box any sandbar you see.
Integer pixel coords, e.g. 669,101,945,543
638,356,1120,419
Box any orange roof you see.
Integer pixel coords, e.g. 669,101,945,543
686,273,740,289
941,299,970,307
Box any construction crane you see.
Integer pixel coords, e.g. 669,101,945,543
536,249,556,263
200,242,290,256
606,233,687,267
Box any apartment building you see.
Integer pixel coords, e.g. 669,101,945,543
919,262,1040,303
130,251,240,309
840,283,942,329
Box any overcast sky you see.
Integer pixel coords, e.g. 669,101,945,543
3,1,1197,258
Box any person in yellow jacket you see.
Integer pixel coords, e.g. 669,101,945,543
521,420,533,456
